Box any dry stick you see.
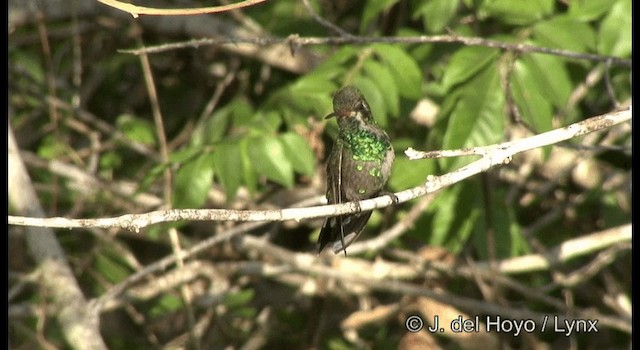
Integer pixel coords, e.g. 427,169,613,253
90,221,266,312
238,235,631,333
301,0,354,38
21,151,163,209
474,224,631,274
92,222,630,331
138,37,200,349
8,126,108,349
97,0,267,17
46,96,159,160
347,193,435,254
122,35,631,68
9,106,632,231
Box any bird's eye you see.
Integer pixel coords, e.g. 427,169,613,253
358,100,371,114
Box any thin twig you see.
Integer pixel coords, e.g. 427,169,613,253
120,35,631,67
301,0,354,37
238,235,632,333
474,224,631,274
138,35,200,349
97,0,267,17
9,106,632,231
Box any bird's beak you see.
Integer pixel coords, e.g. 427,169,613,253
324,112,337,119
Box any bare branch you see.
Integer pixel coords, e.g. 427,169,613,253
97,0,267,18
8,106,631,231
237,235,632,333
121,35,631,67
8,125,107,349
476,224,631,274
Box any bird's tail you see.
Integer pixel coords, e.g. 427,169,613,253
317,211,373,255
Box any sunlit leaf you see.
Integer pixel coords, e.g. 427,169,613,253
414,0,460,33
442,63,505,170
373,44,422,99
511,59,553,133
597,0,631,57
116,114,156,147
173,152,215,208
441,46,499,91
520,53,572,109
353,76,388,127
213,141,244,201
568,0,616,21
533,16,596,52
479,0,554,24
279,132,315,176
363,59,400,117
248,135,294,188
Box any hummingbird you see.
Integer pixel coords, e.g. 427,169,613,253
317,86,395,255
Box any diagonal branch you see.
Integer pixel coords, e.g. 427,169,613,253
8,106,631,232
8,124,108,349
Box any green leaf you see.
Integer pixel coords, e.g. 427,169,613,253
137,162,167,195
310,47,358,78
95,253,131,284
223,289,255,308
472,188,528,259
150,294,182,318
427,183,480,252
293,74,340,94
173,152,215,208
533,16,596,52
441,46,499,91
37,134,67,160
116,114,156,146
239,138,258,194
361,0,400,33
479,0,554,25
248,135,294,188
568,0,616,21
279,132,315,177
414,0,460,33
510,59,553,133
169,146,203,164
10,51,45,84
597,0,631,57
259,110,283,133
99,151,122,172
352,76,388,127
373,44,422,99
229,99,257,129
201,106,231,145
280,77,337,117
387,154,435,191
441,63,505,170
213,142,244,201
362,59,400,117
520,53,572,109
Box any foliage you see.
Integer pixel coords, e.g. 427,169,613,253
9,0,630,349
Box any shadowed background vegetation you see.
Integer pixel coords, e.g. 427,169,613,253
9,0,630,349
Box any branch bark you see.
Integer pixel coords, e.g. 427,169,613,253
8,124,107,349
8,106,632,232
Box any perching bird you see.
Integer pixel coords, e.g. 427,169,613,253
317,86,395,255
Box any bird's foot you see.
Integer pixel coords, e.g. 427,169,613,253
379,191,399,205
